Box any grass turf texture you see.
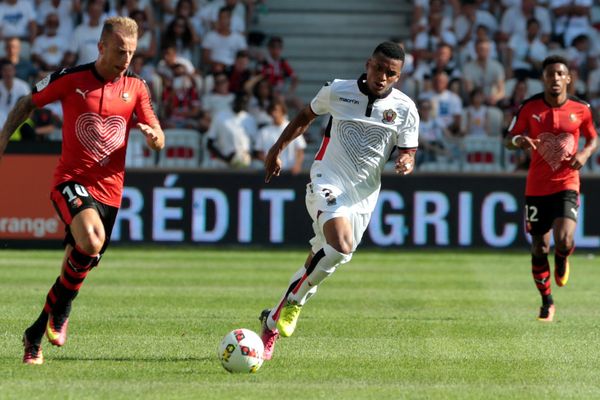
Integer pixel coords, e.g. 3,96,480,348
1,248,600,400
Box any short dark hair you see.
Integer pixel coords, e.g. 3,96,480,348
372,41,405,62
542,55,569,71
268,36,283,47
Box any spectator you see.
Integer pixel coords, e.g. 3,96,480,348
198,0,247,34
460,24,499,65
118,0,155,26
36,0,81,40
453,0,497,50
0,59,31,129
162,64,203,130
462,38,506,106
566,33,598,82
4,37,38,83
413,43,461,94
161,16,198,64
549,0,593,48
14,108,62,142
130,8,157,62
246,76,276,128
255,101,305,174
169,0,204,39
464,88,493,137
0,0,37,44
260,36,301,110
63,0,105,66
506,18,548,80
81,0,116,25
411,0,457,41
498,0,552,45
413,11,457,64
31,13,69,73
420,70,463,136
228,49,253,94
415,97,453,166
129,54,159,102
499,78,529,128
202,72,235,116
202,6,248,70
156,44,195,82
206,91,257,169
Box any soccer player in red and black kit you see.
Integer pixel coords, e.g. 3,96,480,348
0,17,165,364
506,55,597,322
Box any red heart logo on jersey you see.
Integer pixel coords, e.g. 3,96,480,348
536,132,575,171
75,113,127,163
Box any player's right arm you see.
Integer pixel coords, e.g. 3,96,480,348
0,94,36,161
504,103,540,150
265,105,317,182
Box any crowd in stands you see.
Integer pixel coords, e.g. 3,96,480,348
401,0,600,172
2,0,600,173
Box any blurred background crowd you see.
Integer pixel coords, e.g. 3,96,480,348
2,0,600,174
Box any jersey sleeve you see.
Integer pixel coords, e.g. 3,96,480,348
581,104,598,141
31,69,70,108
507,103,529,137
134,80,159,127
309,82,332,116
397,101,419,149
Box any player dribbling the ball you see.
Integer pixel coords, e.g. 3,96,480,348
258,41,419,360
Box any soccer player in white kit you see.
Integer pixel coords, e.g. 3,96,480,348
259,42,419,360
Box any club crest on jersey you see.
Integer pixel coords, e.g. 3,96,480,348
122,92,131,102
382,109,397,124
569,113,577,122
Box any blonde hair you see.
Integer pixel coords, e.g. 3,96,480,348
100,16,138,41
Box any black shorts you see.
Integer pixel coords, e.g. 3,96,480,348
50,181,119,255
525,190,579,236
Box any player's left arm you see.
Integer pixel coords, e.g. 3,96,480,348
137,122,165,151
135,81,165,151
395,101,419,175
570,107,598,169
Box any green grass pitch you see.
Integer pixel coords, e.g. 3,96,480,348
1,248,600,399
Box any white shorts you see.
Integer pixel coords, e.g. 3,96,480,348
305,180,371,253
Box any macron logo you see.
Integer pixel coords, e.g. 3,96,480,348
339,97,360,104
76,88,89,99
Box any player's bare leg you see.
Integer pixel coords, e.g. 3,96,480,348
531,233,554,322
552,217,576,287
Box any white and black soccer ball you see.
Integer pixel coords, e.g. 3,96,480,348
218,328,264,373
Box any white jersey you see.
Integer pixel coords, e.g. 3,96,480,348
309,76,419,213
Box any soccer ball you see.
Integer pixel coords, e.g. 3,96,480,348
218,328,264,373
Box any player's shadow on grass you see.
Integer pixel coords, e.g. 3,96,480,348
53,355,212,362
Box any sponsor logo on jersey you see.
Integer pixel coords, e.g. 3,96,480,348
532,114,541,122
382,109,397,124
339,97,359,104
